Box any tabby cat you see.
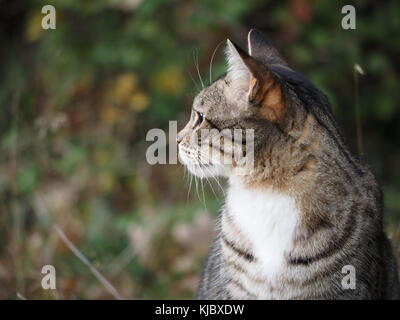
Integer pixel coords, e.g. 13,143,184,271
177,29,400,299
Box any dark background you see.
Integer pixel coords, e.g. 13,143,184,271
0,0,399,299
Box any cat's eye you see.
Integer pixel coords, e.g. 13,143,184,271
193,111,205,128
198,112,204,123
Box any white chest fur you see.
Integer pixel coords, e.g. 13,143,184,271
225,178,299,280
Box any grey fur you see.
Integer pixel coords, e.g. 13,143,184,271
178,30,400,300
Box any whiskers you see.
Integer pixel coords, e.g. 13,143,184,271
196,149,225,197
184,162,207,208
186,50,204,93
209,40,224,85
183,147,226,211
183,41,227,207
183,165,194,201
193,50,204,89
188,40,224,93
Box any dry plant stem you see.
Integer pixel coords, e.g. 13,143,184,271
16,292,27,300
354,66,364,156
54,224,124,300
10,91,25,295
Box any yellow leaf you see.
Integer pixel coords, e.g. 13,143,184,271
153,67,184,95
100,106,122,125
93,149,111,167
129,92,149,111
98,171,115,192
113,73,138,103
25,11,44,42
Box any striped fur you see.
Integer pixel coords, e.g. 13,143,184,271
179,30,400,300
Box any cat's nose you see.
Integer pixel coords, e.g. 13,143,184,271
176,133,184,144
177,127,189,144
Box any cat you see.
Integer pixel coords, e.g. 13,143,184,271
177,29,400,299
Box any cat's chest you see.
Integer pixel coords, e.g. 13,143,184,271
224,181,299,279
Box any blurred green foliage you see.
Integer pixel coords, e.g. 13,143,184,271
0,0,399,299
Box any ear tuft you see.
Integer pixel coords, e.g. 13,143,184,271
225,39,251,82
225,36,287,123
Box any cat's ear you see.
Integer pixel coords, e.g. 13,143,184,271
226,39,286,123
247,29,287,66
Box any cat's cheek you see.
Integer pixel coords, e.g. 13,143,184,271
178,148,191,168
178,148,202,176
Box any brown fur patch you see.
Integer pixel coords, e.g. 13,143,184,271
297,155,317,175
297,113,314,143
248,77,259,102
258,81,286,123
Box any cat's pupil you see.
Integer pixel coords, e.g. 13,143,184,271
193,111,204,128
198,112,204,122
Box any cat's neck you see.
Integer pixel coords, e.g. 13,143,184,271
224,176,299,277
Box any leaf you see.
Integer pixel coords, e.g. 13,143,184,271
17,165,38,193
152,67,184,96
129,92,150,111
112,73,139,103
25,11,44,43
100,106,122,125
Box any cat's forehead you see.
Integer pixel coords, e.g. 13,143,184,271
193,77,225,110
192,77,247,121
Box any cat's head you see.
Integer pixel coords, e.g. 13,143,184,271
178,29,330,182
